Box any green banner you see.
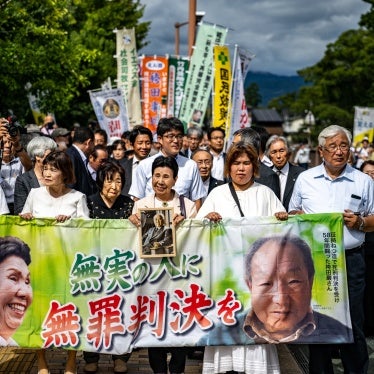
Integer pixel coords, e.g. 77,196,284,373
167,56,189,118
178,23,228,127
0,213,352,352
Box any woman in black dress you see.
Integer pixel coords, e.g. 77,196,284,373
87,160,133,219
84,160,133,373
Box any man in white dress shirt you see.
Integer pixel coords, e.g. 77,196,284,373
129,117,205,211
289,125,374,374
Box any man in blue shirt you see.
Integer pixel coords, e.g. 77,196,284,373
289,125,374,374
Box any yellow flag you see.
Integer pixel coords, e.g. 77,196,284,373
213,46,231,130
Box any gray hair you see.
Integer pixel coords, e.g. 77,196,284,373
26,136,58,160
153,213,165,225
191,148,213,161
232,128,261,154
318,125,352,147
265,135,289,156
187,125,203,140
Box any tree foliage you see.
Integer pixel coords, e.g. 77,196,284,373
245,82,262,108
0,0,150,126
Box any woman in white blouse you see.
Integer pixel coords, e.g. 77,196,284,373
20,150,89,374
197,142,287,374
20,150,89,222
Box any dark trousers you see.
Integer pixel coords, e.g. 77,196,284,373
83,351,130,363
148,347,187,373
309,247,369,373
364,234,374,336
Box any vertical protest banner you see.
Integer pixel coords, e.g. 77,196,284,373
89,89,129,138
25,83,46,126
353,106,374,144
116,28,142,128
167,56,189,117
26,93,44,127
140,56,169,133
178,23,228,127
228,46,251,145
213,45,231,132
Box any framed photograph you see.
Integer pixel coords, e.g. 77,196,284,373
138,207,176,258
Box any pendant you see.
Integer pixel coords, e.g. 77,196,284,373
162,201,168,207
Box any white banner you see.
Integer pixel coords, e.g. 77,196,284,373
238,47,255,79
89,89,129,138
229,52,250,144
116,28,142,128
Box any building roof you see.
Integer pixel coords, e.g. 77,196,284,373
252,108,283,124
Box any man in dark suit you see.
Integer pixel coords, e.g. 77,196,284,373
142,213,173,255
265,135,304,211
65,126,96,196
192,148,224,201
208,127,226,182
232,128,281,199
120,126,153,197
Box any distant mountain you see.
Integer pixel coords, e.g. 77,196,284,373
245,71,306,106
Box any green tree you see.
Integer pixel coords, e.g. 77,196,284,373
268,26,374,141
245,82,262,108
0,0,149,126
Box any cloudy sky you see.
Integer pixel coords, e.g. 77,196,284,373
138,0,370,76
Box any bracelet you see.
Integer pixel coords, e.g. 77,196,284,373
15,147,24,154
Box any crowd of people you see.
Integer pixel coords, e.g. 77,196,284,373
0,115,373,374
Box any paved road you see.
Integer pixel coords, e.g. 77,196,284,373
0,345,302,373
3,339,373,374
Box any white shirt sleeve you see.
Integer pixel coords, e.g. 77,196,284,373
76,194,90,218
128,162,148,199
0,185,9,215
21,189,34,215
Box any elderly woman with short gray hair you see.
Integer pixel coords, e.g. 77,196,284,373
13,135,57,214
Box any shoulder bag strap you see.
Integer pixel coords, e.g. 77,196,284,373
228,182,245,217
179,194,186,218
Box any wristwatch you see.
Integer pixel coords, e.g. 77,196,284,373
358,216,365,231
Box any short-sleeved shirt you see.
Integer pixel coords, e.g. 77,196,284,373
288,163,374,249
128,152,205,202
21,187,89,219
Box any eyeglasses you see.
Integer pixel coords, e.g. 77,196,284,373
163,134,183,141
322,144,350,153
